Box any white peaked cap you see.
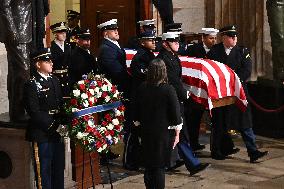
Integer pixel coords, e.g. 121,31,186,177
97,19,118,29
201,28,219,36
162,32,180,41
137,19,156,26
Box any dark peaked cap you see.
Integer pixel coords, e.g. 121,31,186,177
50,22,67,33
31,48,52,62
219,25,238,37
138,30,156,39
76,28,91,39
67,10,80,20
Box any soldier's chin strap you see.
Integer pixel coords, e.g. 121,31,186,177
166,41,178,55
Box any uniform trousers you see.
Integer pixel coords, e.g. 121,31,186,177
177,103,200,169
33,141,65,189
144,167,165,189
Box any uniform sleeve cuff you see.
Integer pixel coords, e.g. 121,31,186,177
168,122,183,130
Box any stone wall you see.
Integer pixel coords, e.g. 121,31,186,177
173,0,205,33
0,43,8,114
49,0,80,25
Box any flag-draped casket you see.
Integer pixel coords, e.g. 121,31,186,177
125,49,247,111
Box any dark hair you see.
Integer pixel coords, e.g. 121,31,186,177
146,59,168,86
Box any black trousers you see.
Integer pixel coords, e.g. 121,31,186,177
144,167,165,189
33,141,65,189
184,99,204,147
211,106,235,154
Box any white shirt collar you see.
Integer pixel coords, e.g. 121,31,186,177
55,39,65,52
38,71,50,80
105,37,120,48
224,45,233,55
203,43,210,54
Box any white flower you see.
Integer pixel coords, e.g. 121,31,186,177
97,147,103,153
102,144,107,150
102,85,108,91
72,108,79,112
89,96,95,103
73,89,80,97
106,124,114,130
96,92,102,98
107,85,112,91
81,93,88,99
105,96,110,102
89,89,95,95
76,132,88,139
114,109,121,116
88,119,95,126
113,91,119,98
94,87,100,93
112,118,119,125
78,80,84,85
83,100,89,107
106,135,112,140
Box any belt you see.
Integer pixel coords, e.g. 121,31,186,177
53,69,68,74
48,109,59,115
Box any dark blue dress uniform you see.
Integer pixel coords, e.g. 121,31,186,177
66,10,81,49
69,29,98,86
50,22,72,98
156,33,203,172
187,43,207,58
50,41,71,97
123,31,156,170
185,42,208,151
98,38,131,97
24,49,65,189
130,46,156,96
208,25,268,162
97,19,131,163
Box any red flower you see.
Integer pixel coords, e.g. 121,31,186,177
83,115,89,122
72,118,79,126
97,81,102,87
104,114,112,122
96,141,102,148
87,91,92,97
79,84,85,90
111,86,117,93
114,125,121,131
109,130,114,136
118,105,125,111
102,121,108,126
70,99,78,106
101,92,108,98
85,126,93,133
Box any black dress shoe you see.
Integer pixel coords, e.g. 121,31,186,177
191,144,206,151
250,150,268,163
211,152,226,160
223,148,240,156
190,163,210,176
165,160,185,171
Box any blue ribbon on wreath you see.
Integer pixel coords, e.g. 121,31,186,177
72,101,122,118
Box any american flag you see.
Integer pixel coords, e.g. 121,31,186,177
125,49,247,111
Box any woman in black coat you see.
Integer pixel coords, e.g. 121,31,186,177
134,59,181,189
